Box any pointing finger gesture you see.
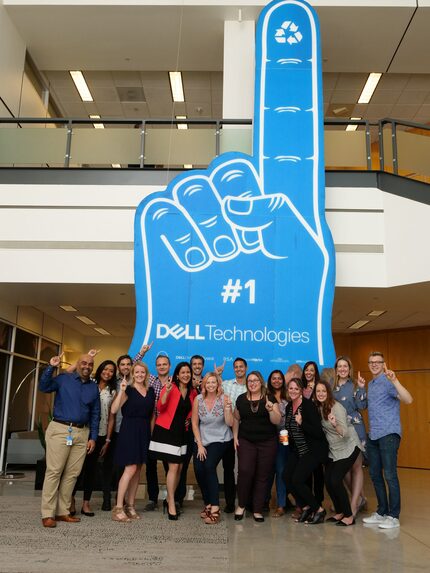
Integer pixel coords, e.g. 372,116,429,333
357,371,366,388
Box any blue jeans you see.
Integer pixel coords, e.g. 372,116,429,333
367,433,401,518
194,441,232,506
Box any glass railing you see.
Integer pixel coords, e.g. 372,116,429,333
0,117,428,182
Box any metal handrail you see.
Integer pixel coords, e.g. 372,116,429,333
378,117,430,175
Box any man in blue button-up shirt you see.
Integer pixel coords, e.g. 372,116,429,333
39,353,100,528
362,351,413,530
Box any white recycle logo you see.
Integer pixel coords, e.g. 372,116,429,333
275,21,303,45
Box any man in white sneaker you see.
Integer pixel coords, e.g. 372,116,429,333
362,351,413,529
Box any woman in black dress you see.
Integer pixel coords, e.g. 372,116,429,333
110,361,155,522
149,361,196,520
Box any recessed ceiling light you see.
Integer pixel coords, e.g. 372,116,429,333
60,305,77,312
111,164,121,168
367,310,386,317
348,320,370,330
183,164,193,169
346,117,362,132
176,115,188,130
94,327,111,336
358,73,382,104
89,114,104,129
169,71,185,103
76,315,96,325
70,71,93,102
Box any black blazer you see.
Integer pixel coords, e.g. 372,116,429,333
286,398,328,462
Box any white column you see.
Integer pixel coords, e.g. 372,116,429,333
223,20,255,120
0,3,26,116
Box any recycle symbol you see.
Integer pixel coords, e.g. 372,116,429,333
275,21,303,45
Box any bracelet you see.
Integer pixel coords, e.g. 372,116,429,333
105,438,111,443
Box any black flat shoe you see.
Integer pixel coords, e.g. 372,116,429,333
297,508,313,523
234,509,245,521
336,518,355,527
81,509,95,517
253,514,264,523
326,516,341,523
307,509,326,524
101,499,112,511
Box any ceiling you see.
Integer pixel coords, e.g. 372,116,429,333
4,2,430,125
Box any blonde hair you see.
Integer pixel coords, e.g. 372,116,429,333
130,361,150,388
200,371,222,397
334,356,356,390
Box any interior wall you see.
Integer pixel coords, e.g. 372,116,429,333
0,3,26,116
334,326,430,469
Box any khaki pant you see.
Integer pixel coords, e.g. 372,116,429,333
41,421,89,518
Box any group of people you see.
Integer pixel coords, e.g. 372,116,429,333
39,347,412,531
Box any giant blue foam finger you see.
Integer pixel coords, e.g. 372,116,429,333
129,0,335,376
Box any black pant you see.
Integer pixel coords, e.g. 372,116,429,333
73,435,114,501
325,447,360,517
222,439,236,507
284,449,323,512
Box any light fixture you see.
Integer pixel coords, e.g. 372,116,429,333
348,319,370,330
76,315,96,325
346,117,362,132
70,71,94,102
89,114,104,129
358,73,382,104
111,163,121,168
183,164,193,169
367,310,386,317
169,71,185,102
94,327,111,336
176,115,188,130
59,305,77,312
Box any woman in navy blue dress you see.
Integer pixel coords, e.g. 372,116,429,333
110,361,155,522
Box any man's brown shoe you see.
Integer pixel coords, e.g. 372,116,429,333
42,517,57,528
55,514,81,523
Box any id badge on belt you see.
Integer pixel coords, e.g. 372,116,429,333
66,425,73,446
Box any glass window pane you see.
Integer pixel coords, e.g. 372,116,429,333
14,328,38,358
8,358,37,433
40,339,60,364
0,352,10,451
0,321,12,351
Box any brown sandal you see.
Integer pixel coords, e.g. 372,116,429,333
112,506,131,523
200,505,211,518
125,504,141,519
204,510,220,525
272,507,285,518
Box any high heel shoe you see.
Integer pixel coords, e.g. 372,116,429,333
163,499,178,520
307,508,326,525
297,507,313,523
125,504,141,520
253,514,264,523
111,506,131,523
234,507,246,521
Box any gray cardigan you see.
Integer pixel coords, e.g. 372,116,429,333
321,401,363,462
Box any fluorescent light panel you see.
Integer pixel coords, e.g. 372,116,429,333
358,73,382,104
70,71,93,102
176,115,188,130
367,310,386,317
346,117,362,132
76,315,96,325
183,164,193,169
89,114,104,129
94,327,111,336
348,320,370,330
60,305,77,312
111,164,121,168
169,71,185,102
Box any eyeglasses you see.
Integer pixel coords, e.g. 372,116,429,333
248,379,260,384
368,361,384,365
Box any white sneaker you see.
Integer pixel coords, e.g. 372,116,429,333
362,512,386,524
378,516,400,529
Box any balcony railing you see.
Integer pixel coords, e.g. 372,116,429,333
0,117,429,183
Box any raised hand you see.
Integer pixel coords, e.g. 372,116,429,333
357,371,366,388
265,395,274,412
328,412,337,427
384,364,397,383
88,348,101,358
49,353,64,367
119,377,127,392
129,0,335,377
139,341,153,356
224,395,232,410
215,360,226,376
294,411,302,426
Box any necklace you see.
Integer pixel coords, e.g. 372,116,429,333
250,395,261,414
